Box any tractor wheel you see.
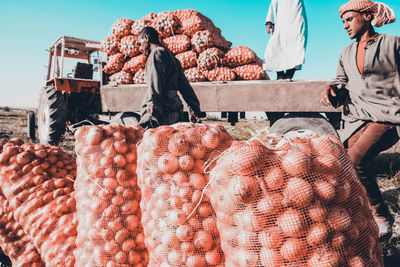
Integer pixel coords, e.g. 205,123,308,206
269,113,339,139
37,86,67,145
27,111,36,142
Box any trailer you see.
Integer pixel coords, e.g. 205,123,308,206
100,79,342,138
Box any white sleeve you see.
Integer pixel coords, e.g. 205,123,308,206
265,0,278,24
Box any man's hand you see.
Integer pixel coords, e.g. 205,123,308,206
189,112,201,123
320,84,338,106
266,23,274,35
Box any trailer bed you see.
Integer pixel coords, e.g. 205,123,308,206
100,80,340,113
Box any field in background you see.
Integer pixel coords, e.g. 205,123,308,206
1,106,400,265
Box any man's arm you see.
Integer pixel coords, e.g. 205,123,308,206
265,0,278,34
176,64,201,122
321,54,348,107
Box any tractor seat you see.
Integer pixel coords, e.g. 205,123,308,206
73,62,93,79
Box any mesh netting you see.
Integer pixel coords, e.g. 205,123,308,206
222,46,257,68
100,36,120,55
133,69,146,84
103,53,125,75
191,30,232,54
197,47,225,70
234,64,269,81
123,54,147,74
111,18,134,38
205,67,236,82
0,192,44,267
74,124,149,266
184,67,207,83
176,51,197,70
131,16,157,36
173,9,222,37
119,35,140,58
0,142,77,266
162,34,191,55
137,123,233,266
152,11,181,38
109,71,133,85
209,133,383,267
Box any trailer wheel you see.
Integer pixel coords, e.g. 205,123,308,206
38,86,67,145
27,111,36,142
269,113,339,139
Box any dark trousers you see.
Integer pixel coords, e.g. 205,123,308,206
348,122,399,218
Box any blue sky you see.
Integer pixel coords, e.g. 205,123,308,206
0,0,399,108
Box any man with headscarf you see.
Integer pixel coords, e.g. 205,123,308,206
320,0,397,240
137,26,202,129
263,0,308,80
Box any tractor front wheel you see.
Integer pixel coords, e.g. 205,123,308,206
38,86,67,145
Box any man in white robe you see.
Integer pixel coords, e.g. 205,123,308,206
263,0,308,80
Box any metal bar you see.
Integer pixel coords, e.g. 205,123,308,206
60,37,65,77
46,49,53,81
53,43,58,78
100,80,341,113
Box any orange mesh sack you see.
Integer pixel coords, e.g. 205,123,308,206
111,18,134,38
209,133,383,267
119,35,140,58
191,30,232,54
74,124,149,267
123,54,147,74
222,46,256,68
134,69,146,84
162,34,191,55
0,192,44,267
137,123,234,266
0,142,78,267
176,51,197,70
174,9,222,37
103,53,125,75
234,64,269,81
184,67,206,83
152,11,181,38
131,13,157,36
110,71,133,85
205,67,236,82
197,47,225,70
101,36,120,55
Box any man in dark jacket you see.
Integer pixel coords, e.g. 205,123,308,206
320,0,397,240
137,26,201,128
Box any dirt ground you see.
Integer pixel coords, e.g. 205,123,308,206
1,106,399,265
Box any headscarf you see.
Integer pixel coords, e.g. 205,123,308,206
339,0,396,27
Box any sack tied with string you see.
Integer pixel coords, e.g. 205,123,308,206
176,51,197,70
234,64,269,81
100,36,120,56
111,18,134,38
133,69,146,84
119,35,140,58
197,47,225,70
205,67,236,82
109,71,133,85
163,34,191,55
0,189,44,267
123,54,147,74
137,123,233,266
185,67,207,83
191,30,232,54
0,141,78,267
74,124,149,267
103,53,125,75
209,133,383,267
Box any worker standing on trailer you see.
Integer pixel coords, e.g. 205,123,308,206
263,0,308,80
137,26,201,129
321,0,398,241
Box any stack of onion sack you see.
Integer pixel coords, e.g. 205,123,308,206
0,142,78,266
74,124,149,266
209,134,383,267
137,123,233,266
0,192,44,267
100,9,269,84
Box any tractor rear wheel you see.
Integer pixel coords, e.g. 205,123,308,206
38,86,67,145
